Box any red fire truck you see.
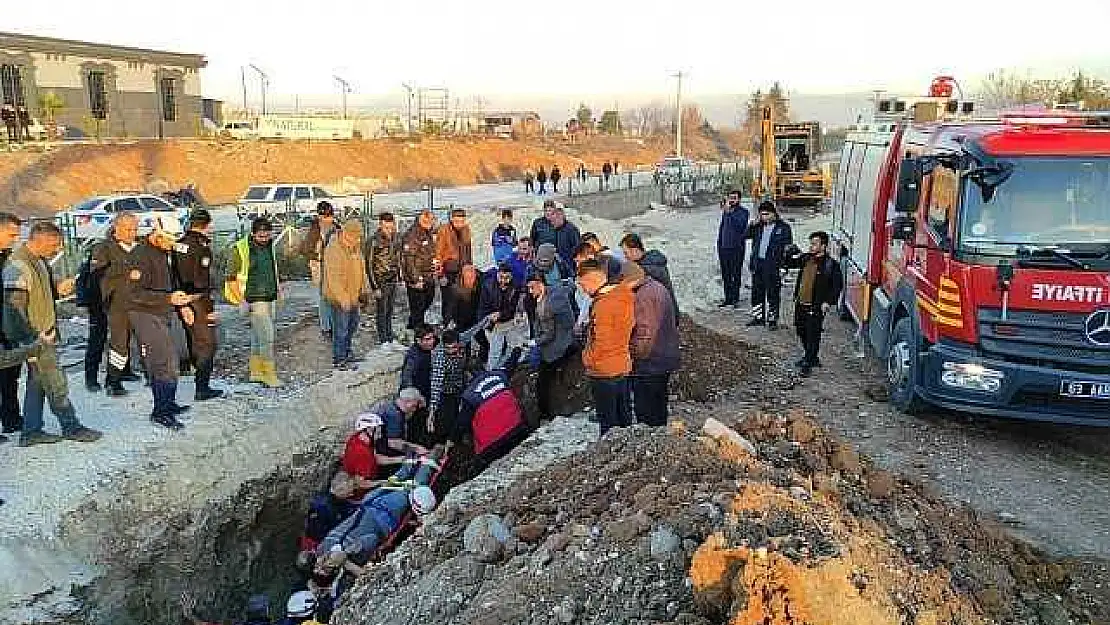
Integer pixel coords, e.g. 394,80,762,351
832,78,1110,425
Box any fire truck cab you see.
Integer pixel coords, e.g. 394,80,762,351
833,79,1110,426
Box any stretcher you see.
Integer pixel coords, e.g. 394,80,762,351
369,450,450,562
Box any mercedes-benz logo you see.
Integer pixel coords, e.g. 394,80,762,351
1085,309,1110,347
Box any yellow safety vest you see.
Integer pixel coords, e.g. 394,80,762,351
223,238,279,305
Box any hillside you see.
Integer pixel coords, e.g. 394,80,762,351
0,133,728,217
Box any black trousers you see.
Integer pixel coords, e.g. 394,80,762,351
537,352,572,419
632,373,671,426
406,282,435,330
794,304,825,366
431,392,461,444
85,303,108,384
106,299,134,382
750,258,782,322
591,376,632,435
184,297,218,390
0,362,21,433
375,282,398,343
718,246,746,304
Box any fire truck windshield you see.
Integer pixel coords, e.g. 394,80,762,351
959,157,1110,261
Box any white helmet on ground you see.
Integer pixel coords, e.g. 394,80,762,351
286,590,317,618
354,412,383,433
409,486,437,516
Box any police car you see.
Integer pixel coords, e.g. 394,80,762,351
59,193,189,241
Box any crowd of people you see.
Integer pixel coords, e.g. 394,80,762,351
522,160,620,195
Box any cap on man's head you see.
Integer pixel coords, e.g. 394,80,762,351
188,208,212,226
317,201,335,216
251,217,272,233
581,232,599,244
399,387,425,404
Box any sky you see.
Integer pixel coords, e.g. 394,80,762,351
6,0,1110,111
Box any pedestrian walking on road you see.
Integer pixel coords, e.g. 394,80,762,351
601,161,613,190
523,167,535,194
784,231,843,376
536,166,548,194
224,217,282,388
173,209,225,401
550,165,562,193
746,200,794,330
91,213,143,396
0,212,24,435
717,189,750,307
130,216,196,429
366,213,402,345
628,266,680,426
322,221,370,370
576,259,635,435
401,210,437,331
577,163,587,183
3,222,103,445
301,202,339,339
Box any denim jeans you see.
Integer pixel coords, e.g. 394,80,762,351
590,376,632,435
330,305,360,364
375,283,398,343
249,300,276,360
23,347,81,437
319,289,333,333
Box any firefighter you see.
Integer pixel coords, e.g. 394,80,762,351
129,216,194,429
173,209,224,401
91,213,143,396
746,201,794,330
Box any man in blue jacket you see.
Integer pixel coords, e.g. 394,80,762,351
717,189,749,307
529,200,581,269
746,201,794,330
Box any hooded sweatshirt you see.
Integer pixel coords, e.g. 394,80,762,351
636,249,680,323
322,237,369,310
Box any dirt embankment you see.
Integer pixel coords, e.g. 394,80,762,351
0,134,718,217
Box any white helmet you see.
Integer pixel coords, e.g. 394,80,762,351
409,486,437,516
286,590,317,618
354,412,383,432
151,214,183,237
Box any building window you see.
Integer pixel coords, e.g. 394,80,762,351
87,70,108,120
0,64,26,108
160,77,176,122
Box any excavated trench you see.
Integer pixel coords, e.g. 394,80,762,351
56,360,592,625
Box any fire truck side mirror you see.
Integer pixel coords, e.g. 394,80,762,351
894,158,922,213
891,215,916,242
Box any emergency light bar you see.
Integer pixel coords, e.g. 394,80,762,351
999,110,1110,127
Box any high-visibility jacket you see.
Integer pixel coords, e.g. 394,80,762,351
223,238,279,305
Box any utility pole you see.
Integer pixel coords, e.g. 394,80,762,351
240,66,248,114
249,64,268,116
334,75,351,119
401,83,414,134
672,71,685,158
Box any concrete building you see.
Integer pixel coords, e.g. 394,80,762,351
0,31,206,138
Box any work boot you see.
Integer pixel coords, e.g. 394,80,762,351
248,355,264,383
151,412,185,431
195,387,225,401
169,402,191,416
19,431,64,447
105,380,128,397
745,318,765,327
64,426,103,443
120,369,141,382
193,359,225,401
259,358,282,388
85,379,103,393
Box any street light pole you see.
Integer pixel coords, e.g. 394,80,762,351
248,64,268,116
334,75,351,119
240,66,248,113
672,71,685,158
401,83,414,135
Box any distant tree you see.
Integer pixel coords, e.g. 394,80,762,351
742,84,793,152
599,110,621,135
977,68,1110,112
576,103,593,127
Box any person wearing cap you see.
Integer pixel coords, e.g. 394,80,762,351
530,200,581,269
279,591,321,625
89,212,143,397
3,222,103,446
526,271,578,421
225,218,282,387
365,212,402,345
480,261,525,371
427,326,487,444
173,209,224,401
301,201,339,339
401,210,437,331
319,447,444,570
531,242,571,287
342,412,402,492
322,220,369,370
576,258,635,435
128,216,196,429
746,200,794,330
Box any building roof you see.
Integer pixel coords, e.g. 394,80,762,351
0,31,206,68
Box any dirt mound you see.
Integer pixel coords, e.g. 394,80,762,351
330,408,1101,625
0,135,707,216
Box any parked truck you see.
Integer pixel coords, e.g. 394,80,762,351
832,77,1110,426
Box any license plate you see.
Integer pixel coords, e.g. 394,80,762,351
1060,381,1110,399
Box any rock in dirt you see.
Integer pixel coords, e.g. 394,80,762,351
464,514,511,563
553,597,579,624
702,418,757,456
650,525,682,561
866,470,897,499
830,443,862,477
515,521,547,544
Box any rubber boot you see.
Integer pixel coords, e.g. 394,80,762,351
259,358,282,388
194,358,225,401
248,355,264,383
150,381,185,430
105,369,128,397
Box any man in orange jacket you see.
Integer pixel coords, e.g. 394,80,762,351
576,258,635,435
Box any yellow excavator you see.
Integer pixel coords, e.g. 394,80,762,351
753,105,830,207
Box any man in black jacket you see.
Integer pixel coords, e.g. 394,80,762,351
746,201,794,330
366,212,402,344
0,212,23,436
401,210,437,331
91,213,143,396
784,231,843,376
173,209,223,401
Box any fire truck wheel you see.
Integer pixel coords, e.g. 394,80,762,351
887,317,922,414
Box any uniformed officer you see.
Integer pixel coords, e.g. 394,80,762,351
90,213,142,396
173,209,224,401
128,215,193,430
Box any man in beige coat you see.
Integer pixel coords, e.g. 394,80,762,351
323,221,370,370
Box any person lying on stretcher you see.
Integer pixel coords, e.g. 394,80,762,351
314,445,446,575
